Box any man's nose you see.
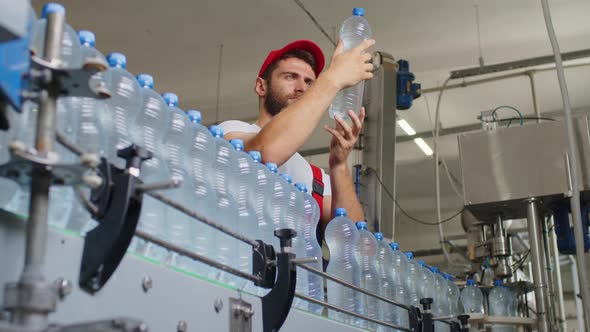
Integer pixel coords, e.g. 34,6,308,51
294,78,307,92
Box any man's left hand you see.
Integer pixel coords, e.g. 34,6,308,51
324,107,366,168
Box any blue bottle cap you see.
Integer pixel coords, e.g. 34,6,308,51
389,242,400,251
187,110,202,124
418,260,426,267
295,183,308,193
107,52,127,69
355,221,367,230
335,208,347,217
431,266,439,273
162,92,179,107
466,279,475,286
279,173,292,183
494,279,503,286
42,3,65,18
353,7,365,16
265,162,278,173
136,74,154,89
405,252,414,260
230,139,244,151
248,151,261,163
374,232,383,241
208,125,224,138
78,30,95,47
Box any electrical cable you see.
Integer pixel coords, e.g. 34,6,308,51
491,105,524,126
363,167,465,226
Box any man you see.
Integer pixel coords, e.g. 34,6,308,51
219,38,374,239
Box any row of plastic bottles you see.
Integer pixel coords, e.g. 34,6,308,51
0,2,327,308
461,279,518,332
324,209,462,330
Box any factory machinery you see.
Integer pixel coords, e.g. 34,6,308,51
1,1,588,332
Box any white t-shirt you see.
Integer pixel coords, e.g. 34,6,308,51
218,120,332,198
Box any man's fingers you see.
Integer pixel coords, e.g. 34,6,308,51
363,52,373,63
324,125,349,147
332,39,344,59
354,39,376,54
359,107,366,125
349,110,362,136
364,63,374,72
334,115,353,139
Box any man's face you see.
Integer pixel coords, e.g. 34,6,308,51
264,57,316,116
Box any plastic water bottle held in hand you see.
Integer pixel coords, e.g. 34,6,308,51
325,208,359,325
328,7,372,120
295,183,324,314
103,52,141,168
354,221,379,329
460,279,484,315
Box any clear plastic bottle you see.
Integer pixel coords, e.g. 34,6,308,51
209,125,240,285
64,30,108,234
102,52,141,168
460,279,484,314
30,3,82,67
328,7,372,120
430,267,450,332
184,110,216,277
295,183,324,314
417,260,436,306
388,242,409,329
248,155,274,242
325,208,359,325
126,73,170,260
444,273,461,318
354,221,379,329
403,252,421,307
229,139,259,290
267,170,291,247
373,233,395,331
161,93,196,270
488,280,517,332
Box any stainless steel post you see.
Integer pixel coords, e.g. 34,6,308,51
525,199,550,332
5,8,64,329
569,256,585,332
549,217,566,332
540,216,556,329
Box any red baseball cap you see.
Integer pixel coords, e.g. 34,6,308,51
258,40,325,78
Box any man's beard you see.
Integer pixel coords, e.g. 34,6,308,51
264,84,289,116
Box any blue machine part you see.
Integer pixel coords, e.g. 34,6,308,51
0,2,32,114
396,59,421,110
552,201,590,255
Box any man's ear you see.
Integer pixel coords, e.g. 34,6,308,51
254,77,267,97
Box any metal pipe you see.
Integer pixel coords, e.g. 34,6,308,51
569,256,586,332
540,0,590,327
294,261,410,310
146,191,260,249
134,230,260,283
540,216,557,329
549,217,567,332
526,72,541,123
421,62,590,94
525,198,550,332
293,292,413,332
12,9,65,329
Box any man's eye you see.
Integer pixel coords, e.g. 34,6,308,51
285,74,295,80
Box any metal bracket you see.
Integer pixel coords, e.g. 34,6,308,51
408,305,421,332
252,240,276,289
419,298,433,332
229,298,253,332
261,229,297,332
79,144,152,294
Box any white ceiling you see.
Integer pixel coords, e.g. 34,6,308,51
30,0,590,267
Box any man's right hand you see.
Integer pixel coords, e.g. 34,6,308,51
323,38,376,90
